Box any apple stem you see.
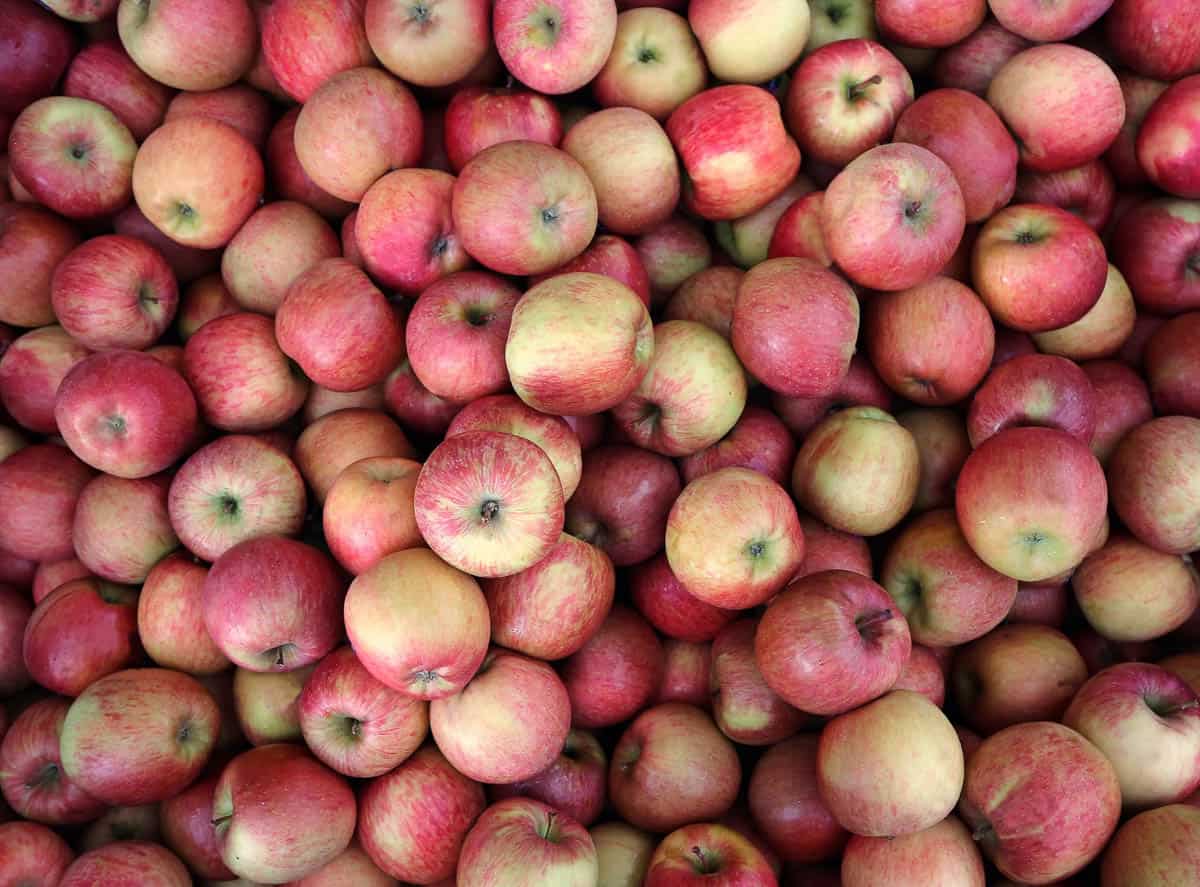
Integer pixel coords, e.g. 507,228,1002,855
971,822,995,843
847,74,883,100
480,499,500,525
1162,699,1200,716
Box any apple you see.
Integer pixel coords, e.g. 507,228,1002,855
213,744,356,883
756,570,912,716
664,265,742,335
457,797,597,887
136,554,227,675
79,805,163,852
818,690,963,837
881,508,1018,647
264,108,355,219
0,325,90,435
561,605,663,729
694,1,809,83
591,821,655,887
1146,311,1200,417
382,358,462,436
1081,360,1153,464
731,258,859,399
295,408,416,503
1032,265,1135,363
73,472,177,586
1105,0,1200,81
0,425,24,463
876,0,984,46
163,83,272,149
1006,581,1070,627
160,774,235,880
840,816,985,887
1013,160,1115,233
0,204,80,328
787,40,914,167
321,456,421,576
233,665,312,745
1102,804,1200,886
630,553,735,642
1108,416,1200,555
490,729,607,827
771,354,894,438
364,0,489,86
636,216,713,300
594,7,707,119
822,143,966,291
62,38,171,142
287,842,398,887
1109,199,1200,315
645,822,775,887
987,44,1123,172
531,235,653,309
952,623,1088,733
304,382,386,424
0,583,29,695
805,0,876,55
667,85,801,221
443,85,563,172
967,353,1097,447
959,721,1121,883
260,0,374,102
0,0,75,114
710,618,805,746
0,698,107,825
112,202,222,285
990,0,1113,41
610,703,741,833
59,841,189,887
493,0,617,94
117,0,255,90
767,191,831,265
1107,73,1171,187
8,96,136,220
679,406,795,489
746,735,846,864
792,515,872,580
0,444,94,563
655,639,712,707
0,820,74,886
893,644,946,706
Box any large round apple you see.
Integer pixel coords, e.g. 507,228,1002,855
1107,416,1200,555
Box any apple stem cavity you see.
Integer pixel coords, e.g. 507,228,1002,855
26,762,60,790
691,846,720,875
480,499,501,525
1147,696,1200,717
855,608,894,641
847,74,883,102
971,821,996,844
539,811,561,843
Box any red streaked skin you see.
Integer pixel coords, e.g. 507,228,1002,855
1014,160,1115,232
289,842,397,887
0,445,94,563
1146,312,1200,417
323,456,422,576
892,644,946,707
0,204,79,328
767,191,831,265
304,382,386,424
711,619,805,747
645,822,776,887
261,0,375,103
73,473,177,585
896,408,970,512
177,274,238,340
33,558,93,605
8,96,136,220
234,665,311,745
0,325,90,434
988,0,1111,41
756,571,912,717
22,578,139,697
405,272,519,404
786,39,914,167
1110,198,1200,315
747,735,846,864
0,821,75,887
298,645,430,779
1082,360,1153,464
1107,0,1200,80
562,606,664,730
265,108,355,219
160,774,235,880
366,0,490,87
632,553,734,642
484,533,615,661
772,354,894,438
59,668,218,808
664,265,742,336
594,7,706,119
164,84,271,149
1102,804,1200,886
202,536,346,673
565,444,681,567
212,744,357,884
0,698,107,825
533,235,654,308
842,816,985,887
1032,265,1136,364
667,85,801,221
655,640,712,707
959,722,1121,884
112,203,221,285
62,39,170,141
458,797,597,886
1006,581,1070,627
967,353,1097,447
680,405,794,488
344,548,489,700
0,0,74,114
876,0,984,46
115,0,256,90
688,0,812,84
792,515,872,581
933,19,1030,96
1107,73,1171,188
493,0,618,95
430,647,572,784
294,408,416,503
384,359,463,436
137,554,229,675
490,729,608,827
1107,416,1200,555
444,85,563,173
357,744,487,884
637,215,713,298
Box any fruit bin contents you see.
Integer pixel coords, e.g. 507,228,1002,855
2,0,1200,884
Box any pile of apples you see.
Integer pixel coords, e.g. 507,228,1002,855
2,0,1200,884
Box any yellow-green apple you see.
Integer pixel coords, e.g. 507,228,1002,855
655,639,711,707
288,842,397,887
989,0,1112,41
233,665,312,745
1007,581,1070,627
276,259,404,393
610,703,741,833
881,508,1017,647
0,325,90,435
8,97,136,220
644,822,775,887
591,821,655,887
299,645,428,778
631,553,734,642
804,0,874,55
493,0,617,94
62,38,170,142
322,456,421,576
457,797,597,887
689,0,808,84
971,203,1108,332
59,842,189,887
786,40,913,167
506,273,652,414
79,805,162,852
0,583,29,695
710,618,804,746
168,434,306,563
892,88,1016,223
987,44,1123,172
294,408,416,503
22,578,139,697
265,108,355,219
0,204,79,328
1082,360,1153,464
220,201,340,315
202,535,345,672
952,623,1087,733
344,547,489,699
1110,199,1200,316
383,358,463,436
593,8,707,119
666,468,804,610
443,86,563,172
792,407,920,536
1102,804,1200,886
213,744,356,883
561,605,663,729
484,533,614,660
117,0,255,89
60,668,219,805
531,234,654,308
715,178,812,270
1107,73,1171,187
840,816,985,887
636,216,712,300
667,85,801,221
183,312,309,432
163,83,272,149
956,426,1108,581
1032,265,1135,361
817,690,962,836
756,570,911,716
112,202,222,285
453,142,597,276
0,444,93,562
160,773,235,880
304,381,386,424
959,721,1120,883
366,0,490,86
768,191,831,265
876,0,984,46
137,554,228,675
772,354,894,438
664,266,743,336
1014,160,1115,232
822,143,965,291
0,698,107,825
747,735,846,864
893,644,946,706
1064,663,1200,807
793,515,872,581
357,744,486,883
967,353,1097,446
1146,312,1200,416
73,473,177,585
293,67,422,204
0,0,75,114
865,276,995,406
679,405,794,489
260,0,374,103
490,729,607,826
731,258,858,399
1108,416,1200,554
1105,0,1200,81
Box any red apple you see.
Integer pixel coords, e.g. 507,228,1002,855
160,774,235,881
0,820,74,886
78,803,164,852
630,553,734,643
768,191,831,265
60,841,189,887
561,605,663,729
1014,159,1115,232
989,0,1112,41
876,0,984,46
382,358,463,436
322,456,422,576
664,265,742,335
1006,581,1070,627
1108,416,1200,555
264,108,355,219
933,19,1031,95
137,554,228,675
1101,804,1200,886
1146,311,1200,417
260,0,374,103
0,0,75,115
457,797,597,886
164,84,272,149
792,515,873,581
443,85,563,172
655,639,712,707
117,0,256,90
1082,359,1153,464
1032,264,1135,363
0,444,93,563
711,618,805,746
490,729,607,827
0,583,29,695
1105,0,1200,81
112,202,221,285
748,734,846,864
892,644,947,706
62,39,171,142
0,325,90,435
645,822,775,887
594,7,706,119
966,353,1096,447
493,0,617,94
1110,199,1200,315
840,816,985,887
532,234,653,308
1107,73,1171,187
73,472,177,585
304,382,386,424
366,0,489,86
0,204,80,328
636,215,713,299
679,405,794,488
771,354,894,438
295,408,416,503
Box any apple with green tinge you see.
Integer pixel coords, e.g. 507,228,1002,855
645,822,777,887
636,215,712,299
1031,265,1135,363
116,0,256,90
804,0,876,55
233,665,312,745
710,619,804,747
137,555,228,676
288,843,398,887
457,797,598,887
593,8,707,120
322,456,422,576
689,0,809,84
0,325,91,435
492,0,617,95
967,353,1097,447
490,729,608,827
366,0,491,87
840,816,985,887
72,473,177,586
590,821,656,887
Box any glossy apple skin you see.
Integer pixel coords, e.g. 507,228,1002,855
358,744,487,884
1110,199,1200,315
490,729,607,827
562,606,663,730
532,235,654,308
1106,0,1200,81
367,0,489,87
1146,312,1200,418
1007,581,1070,627
637,216,713,300
841,816,985,887
323,456,422,576
160,774,236,880
630,553,734,643
0,326,90,436
295,409,416,504
260,0,374,103
0,203,80,328
234,664,311,745
163,83,272,150
60,840,190,887
1031,264,1134,365
793,516,873,581
680,406,795,489
384,358,463,437
656,639,712,708
967,353,1097,447
664,265,742,335
1102,804,1200,886
1108,416,1200,555
959,722,1121,884
213,744,357,883
1014,159,1116,232
265,108,355,220
594,7,706,119
457,796,597,887
443,86,563,172
933,18,1030,96
71,472,177,587
892,644,947,706
689,0,811,83
0,445,93,563
590,821,656,887
771,354,893,439
0,820,75,887
1082,360,1154,465
0,0,75,114
711,618,805,747
645,822,776,887
747,734,846,864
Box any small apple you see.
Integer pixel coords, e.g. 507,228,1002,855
593,8,707,119
294,408,416,504
1082,360,1154,464
0,444,94,563
561,606,663,730
233,665,312,745
1101,804,1200,886
73,472,177,585
458,797,598,887
59,841,190,887
1107,416,1200,555
260,0,375,103
645,822,776,887
443,85,563,172
0,325,91,436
